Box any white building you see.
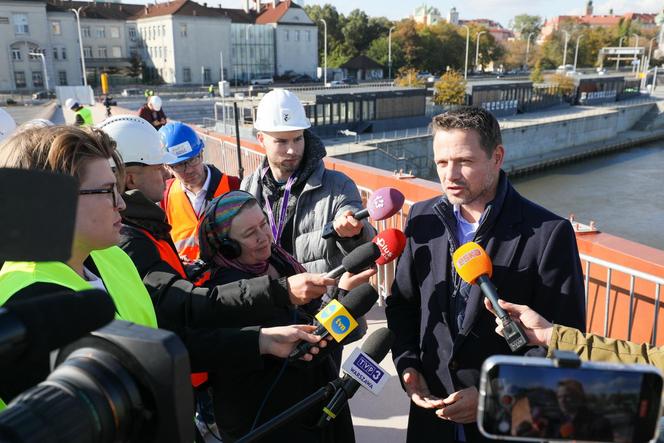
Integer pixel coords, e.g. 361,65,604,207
411,5,442,26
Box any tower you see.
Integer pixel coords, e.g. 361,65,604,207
585,0,593,16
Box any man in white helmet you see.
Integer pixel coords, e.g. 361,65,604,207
138,95,167,130
0,108,17,144
64,98,93,126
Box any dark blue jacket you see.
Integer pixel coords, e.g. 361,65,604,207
386,175,586,441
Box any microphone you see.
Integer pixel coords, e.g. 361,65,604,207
0,289,116,368
318,327,395,426
372,228,406,266
288,283,378,360
452,242,528,352
322,187,405,239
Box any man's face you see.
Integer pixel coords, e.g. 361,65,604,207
433,128,504,213
167,154,206,188
125,164,167,203
257,130,305,177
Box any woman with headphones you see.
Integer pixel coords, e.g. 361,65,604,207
198,190,373,442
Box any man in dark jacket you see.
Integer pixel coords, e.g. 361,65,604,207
138,95,167,130
385,107,586,442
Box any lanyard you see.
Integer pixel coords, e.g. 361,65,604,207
262,167,297,246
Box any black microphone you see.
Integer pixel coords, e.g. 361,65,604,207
318,327,395,426
0,289,116,368
288,283,378,360
324,242,381,279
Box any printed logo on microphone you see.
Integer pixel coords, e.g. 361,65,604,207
315,299,358,342
455,248,481,268
342,348,390,395
374,236,394,261
372,195,385,209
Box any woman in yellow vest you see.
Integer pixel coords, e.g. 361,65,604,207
0,125,158,407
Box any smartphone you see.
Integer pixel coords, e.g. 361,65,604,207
478,355,663,443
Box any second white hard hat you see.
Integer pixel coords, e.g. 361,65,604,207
254,89,311,132
97,114,176,165
64,98,79,109
0,107,17,143
148,95,162,111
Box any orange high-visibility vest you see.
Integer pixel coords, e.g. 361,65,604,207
163,173,238,263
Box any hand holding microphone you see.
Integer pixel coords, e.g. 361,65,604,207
452,242,528,352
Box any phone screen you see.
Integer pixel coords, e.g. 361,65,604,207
480,363,662,443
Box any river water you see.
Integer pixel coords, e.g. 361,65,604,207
511,142,664,250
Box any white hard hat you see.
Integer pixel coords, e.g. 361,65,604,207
148,95,162,111
97,114,177,165
254,89,311,132
0,107,17,143
20,118,54,131
64,98,79,109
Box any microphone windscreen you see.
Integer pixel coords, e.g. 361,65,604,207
373,228,406,265
8,289,116,353
452,241,493,284
360,327,395,362
340,283,378,318
367,188,405,221
341,242,381,273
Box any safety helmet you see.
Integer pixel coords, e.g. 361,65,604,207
64,98,79,110
0,107,17,143
148,95,162,111
97,114,177,165
20,118,54,131
254,88,310,132
158,122,204,165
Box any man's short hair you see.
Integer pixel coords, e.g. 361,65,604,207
432,107,502,157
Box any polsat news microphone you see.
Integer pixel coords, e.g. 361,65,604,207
452,242,528,352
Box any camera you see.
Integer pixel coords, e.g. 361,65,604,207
478,353,663,443
0,320,194,443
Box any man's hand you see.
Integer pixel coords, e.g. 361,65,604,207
258,325,328,361
402,367,444,409
435,386,479,423
338,268,377,292
483,298,553,346
333,209,364,238
286,273,336,305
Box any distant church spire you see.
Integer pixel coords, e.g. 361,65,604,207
585,0,593,16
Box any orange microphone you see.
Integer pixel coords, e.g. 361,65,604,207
452,242,528,352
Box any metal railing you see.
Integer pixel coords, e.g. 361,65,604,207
197,131,264,180
579,253,664,345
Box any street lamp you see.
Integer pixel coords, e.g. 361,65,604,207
573,34,584,71
320,19,327,85
561,30,570,67
28,51,50,92
632,33,640,73
525,32,534,69
648,37,657,72
388,26,396,81
462,25,470,79
616,36,625,71
70,7,87,86
475,30,486,72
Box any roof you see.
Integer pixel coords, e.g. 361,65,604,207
255,0,302,24
340,55,383,70
131,0,227,19
46,0,143,20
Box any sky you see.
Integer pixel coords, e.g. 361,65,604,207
124,0,662,28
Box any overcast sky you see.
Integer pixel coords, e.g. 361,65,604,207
127,0,662,28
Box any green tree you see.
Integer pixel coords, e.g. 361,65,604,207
304,4,345,62
343,9,372,56
394,67,425,87
510,14,543,40
530,60,544,82
126,54,143,78
433,70,466,105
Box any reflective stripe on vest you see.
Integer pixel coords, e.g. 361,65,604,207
164,174,234,263
0,397,5,411
76,107,93,126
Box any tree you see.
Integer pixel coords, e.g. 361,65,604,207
126,54,143,79
433,70,466,105
510,14,543,40
394,67,425,87
304,4,345,62
343,9,372,56
530,60,543,82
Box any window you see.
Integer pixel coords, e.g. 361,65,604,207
53,47,59,60
110,27,119,38
95,27,105,38
284,30,289,41
129,46,138,57
50,21,61,35
12,14,29,35
203,68,211,83
82,26,91,38
180,23,187,37
14,71,26,88
58,71,68,85
306,30,311,42
112,46,122,58
61,47,67,60
295,30,300,41
32,71,43,87
97,47,107,58
11,49,21,61
129,27,137,40
162,25,166,36
83,46,92,58
183,67,191,82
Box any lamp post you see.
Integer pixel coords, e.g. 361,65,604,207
28,51,49,92
246,24,253,84
648,37,657,72
573,34,584,71
70,7,87,86
632,34,640,73
525,32,534,69
388,26,396,81
462,25,470,79
616,36,625,71
320,19,327,85
475,30,486,72
561,30,570,67
220,49,226,132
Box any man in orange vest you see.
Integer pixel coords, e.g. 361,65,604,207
159,122,240,266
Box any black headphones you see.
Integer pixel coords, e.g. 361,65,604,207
206,190,256,260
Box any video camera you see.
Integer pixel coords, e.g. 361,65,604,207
478,352,663,443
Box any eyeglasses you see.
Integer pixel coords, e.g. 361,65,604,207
168,154,202,173
79,183,122,208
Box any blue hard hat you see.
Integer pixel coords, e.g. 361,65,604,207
158,122,204,164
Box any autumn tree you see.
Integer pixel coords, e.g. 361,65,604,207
394,67,425,87
433,70,467,105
